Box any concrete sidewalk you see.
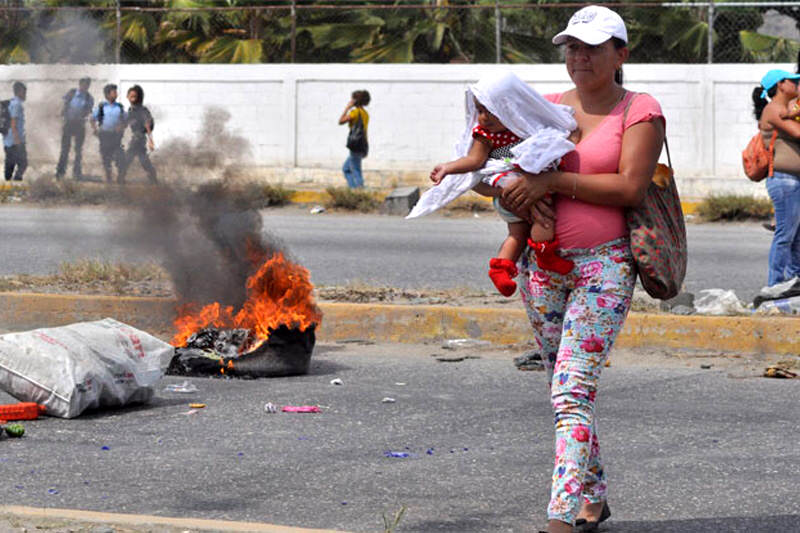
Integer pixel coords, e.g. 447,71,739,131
0,292,798,355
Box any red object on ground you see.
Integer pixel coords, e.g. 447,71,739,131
0,402,46,421
281,405,321,413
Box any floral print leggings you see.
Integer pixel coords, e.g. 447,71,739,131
519,237,636,525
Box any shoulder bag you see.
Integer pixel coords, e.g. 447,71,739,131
624,93,687,300
742,129,776,182
346,109,368,156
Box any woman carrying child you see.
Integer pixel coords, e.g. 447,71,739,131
499,6,666,532
752,70,800,287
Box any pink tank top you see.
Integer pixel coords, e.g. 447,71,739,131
545,91,665,249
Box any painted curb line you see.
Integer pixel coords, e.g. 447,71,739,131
0,292,797,355
0,505,347,533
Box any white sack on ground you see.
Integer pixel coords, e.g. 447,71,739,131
407,71,576,219
0,318,171,418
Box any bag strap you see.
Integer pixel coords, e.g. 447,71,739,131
622,91,671,169
768,129,777,177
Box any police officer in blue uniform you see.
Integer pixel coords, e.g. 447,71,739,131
56,77,93,180
91,83,126,183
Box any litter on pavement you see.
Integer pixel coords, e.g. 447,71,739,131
442,338,491,349
753,276,800,309
764,365,798,379
384,451,412,458
0,422,25,438
753,294,800,316
381,397,396,403
330,378,343,386
163,381,199,394
435,355,481,363
0,402,46,421
514,351,544,371
693,289,748,315
282,405,321,413
0,319,169,418
264,402,279,413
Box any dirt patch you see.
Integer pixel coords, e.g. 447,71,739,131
0,269,662,312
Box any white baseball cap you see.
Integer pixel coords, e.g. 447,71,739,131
552,5,628,46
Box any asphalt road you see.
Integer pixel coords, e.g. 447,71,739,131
0,343,797,533
0,205,772,302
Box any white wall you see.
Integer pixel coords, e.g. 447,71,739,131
0,63,788,198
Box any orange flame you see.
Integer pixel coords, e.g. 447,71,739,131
171,251,322,347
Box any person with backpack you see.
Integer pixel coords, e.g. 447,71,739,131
91,83,126,183
337,89,370,188
3,81,27,182
118,85,156,184
751,69,800,287
56,77,93,180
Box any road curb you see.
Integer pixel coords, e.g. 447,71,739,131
289,189,702,215
0,292,797,355
0,505,347,533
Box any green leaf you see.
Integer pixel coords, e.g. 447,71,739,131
740,30,800,62
199,37,263,63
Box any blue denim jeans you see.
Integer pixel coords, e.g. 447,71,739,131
342,151,364,188
766,171,800,285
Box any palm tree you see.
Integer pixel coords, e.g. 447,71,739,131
153,0,271,63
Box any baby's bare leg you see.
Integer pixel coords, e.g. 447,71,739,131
530,220,554,242
527,204,574,275
497,221,530,263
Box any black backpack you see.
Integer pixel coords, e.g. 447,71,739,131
97,101,123,126
0,100,10,136
346,110,368,156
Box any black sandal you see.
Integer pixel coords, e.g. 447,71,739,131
574,502,611,532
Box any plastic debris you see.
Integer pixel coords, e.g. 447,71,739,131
0,402,46,421
700,364,712,370
764,365,798,379
330,378,343,386
264,402,279,413
381,397,396,403
442,338,491,349
435,355,480,363
514,351,544,371
693,289,748,315
47,488,59,495
753,294,800,316
395,382,407,386
384,451,411,458
282,405,321,413
5,423,24,438
163,381,199,394
310,205,326,214
189,403,206,409
101,446,110,451
753,276,800,309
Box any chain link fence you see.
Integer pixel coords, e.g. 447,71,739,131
1,1,799,65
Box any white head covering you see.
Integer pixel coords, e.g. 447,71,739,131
407,71,577,219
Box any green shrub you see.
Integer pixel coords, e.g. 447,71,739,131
325,186,379,212
696,195,773,221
